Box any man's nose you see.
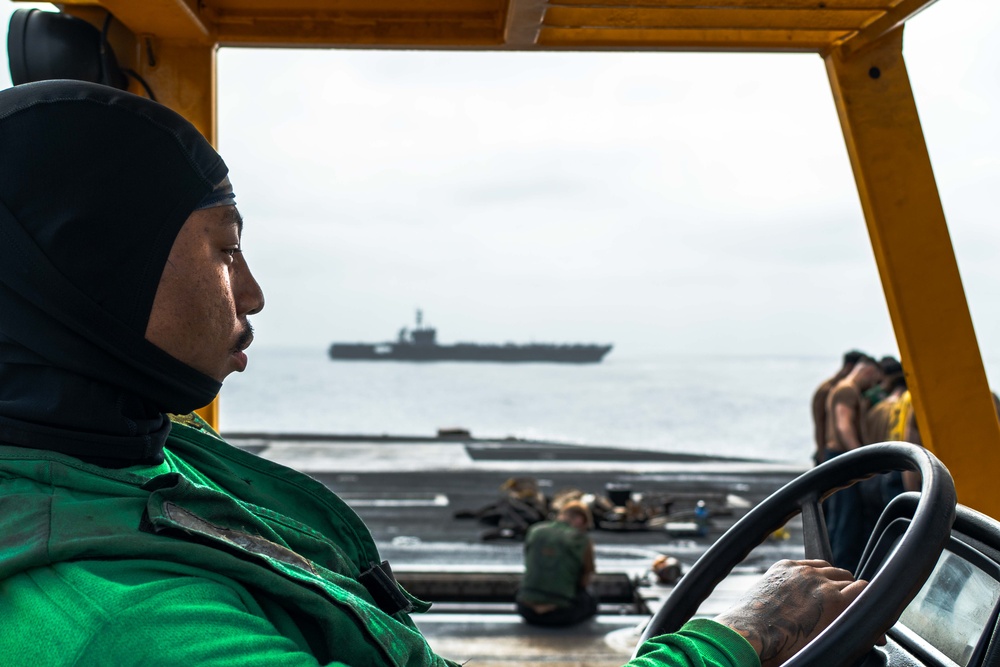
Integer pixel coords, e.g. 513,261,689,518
236,255,265,316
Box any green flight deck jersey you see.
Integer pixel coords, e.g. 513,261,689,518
518,519,591,607
0,415,760,667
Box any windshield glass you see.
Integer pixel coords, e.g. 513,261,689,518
898,550,1000,666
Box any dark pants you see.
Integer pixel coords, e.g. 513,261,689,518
823,449,878,573
516,590,598,627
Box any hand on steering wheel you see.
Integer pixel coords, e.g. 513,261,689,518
715,558,870,666
635,443,956,667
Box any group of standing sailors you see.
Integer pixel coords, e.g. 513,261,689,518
811,350,915,572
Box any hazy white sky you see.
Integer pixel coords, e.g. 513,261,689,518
3,0,1000,363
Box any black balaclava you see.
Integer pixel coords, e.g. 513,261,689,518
0,80,230,467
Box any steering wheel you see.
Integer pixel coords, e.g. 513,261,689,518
636,442,956,666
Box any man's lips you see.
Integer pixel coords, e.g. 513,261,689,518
236,333,254,352
232,324,254,371
232,347,249,372
233,323,254,353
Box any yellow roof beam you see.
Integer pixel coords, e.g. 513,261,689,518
57,0,212,41
837,0,944,56
547,0,894,7
35,0,946,53
210,8,502,46
543,7,875,32
538,27,847,51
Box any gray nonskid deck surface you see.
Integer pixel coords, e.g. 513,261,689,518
416,613,648,666
226,434,808,570
413,570,768,667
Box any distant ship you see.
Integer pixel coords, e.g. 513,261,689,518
329,311,612,363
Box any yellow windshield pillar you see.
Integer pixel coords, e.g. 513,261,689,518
826,28,1000,516
138,42,216,144
195,395,220,430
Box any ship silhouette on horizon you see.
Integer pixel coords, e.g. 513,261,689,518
328,310,612,363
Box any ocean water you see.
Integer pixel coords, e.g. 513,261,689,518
221,348,834,466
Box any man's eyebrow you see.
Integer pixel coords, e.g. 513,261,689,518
219,207,244,234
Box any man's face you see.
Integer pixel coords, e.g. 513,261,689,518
145,206,265,382
857,362,882,391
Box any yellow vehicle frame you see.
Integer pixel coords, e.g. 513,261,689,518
34,0,1000,516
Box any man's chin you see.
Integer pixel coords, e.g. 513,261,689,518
209,350,249,383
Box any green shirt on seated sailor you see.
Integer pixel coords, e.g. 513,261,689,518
0,80,867,667
517,501,599,626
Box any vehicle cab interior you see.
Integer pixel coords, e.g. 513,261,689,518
6,1,1000,666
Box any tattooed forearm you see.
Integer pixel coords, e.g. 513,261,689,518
723,597,822,662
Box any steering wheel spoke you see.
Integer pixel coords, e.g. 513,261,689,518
800,494,833,563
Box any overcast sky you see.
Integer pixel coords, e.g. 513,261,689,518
3,1,1000,364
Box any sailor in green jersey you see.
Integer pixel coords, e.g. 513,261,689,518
0,80,868,667
517,501,598,626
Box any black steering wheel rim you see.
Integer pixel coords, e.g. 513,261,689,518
636,443,956,667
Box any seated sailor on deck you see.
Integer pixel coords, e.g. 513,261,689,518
0,80,868,667
516,500,599,627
